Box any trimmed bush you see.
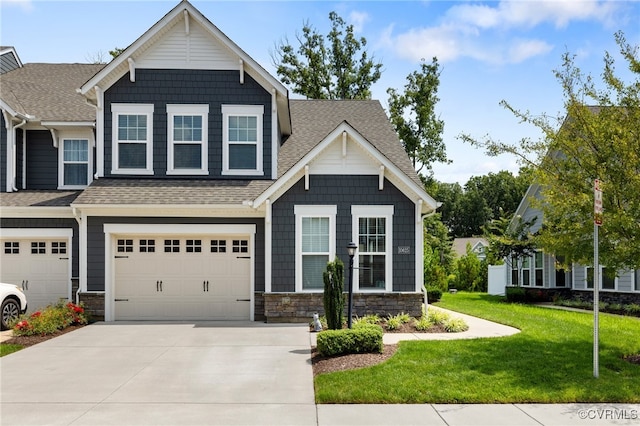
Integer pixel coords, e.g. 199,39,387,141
316,323,383,356
12,301,89,336
323,258,345,330
505,286,527,303
427,287,442,302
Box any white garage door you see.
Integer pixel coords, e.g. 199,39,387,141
1,238,71,312
114,236,251,320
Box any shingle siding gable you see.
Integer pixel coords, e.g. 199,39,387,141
103,69,272,179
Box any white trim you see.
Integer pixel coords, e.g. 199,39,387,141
265,199,272,293
221,105,264,176
585,265,618,291
111,103,154,175
415,200,424,292
95,86,104,178
351,205,394,292
0,207,75,219
294,205,337,292
102,223,256,321
252,122,438,213
166,104,209,175
271,89,278,179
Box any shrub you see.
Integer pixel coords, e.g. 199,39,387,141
396,312,411,324
413,315,433,331
316,324,383,356
505,286,526,303
623,303,640,315
427,309,451,326
426,287,442,302
12,301,89,337
353,314,380,326
323,258,345,330
444,317,469,332
385,314,402,330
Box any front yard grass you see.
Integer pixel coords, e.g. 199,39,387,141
314,292,640,403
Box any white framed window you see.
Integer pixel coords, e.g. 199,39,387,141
586,266,617,290
166,104,209,175
111,103,154,175
534,251,544,287
58,138,92,189
635,270,640,292
295,205,336,291
221,105,263,176
352,205,393,292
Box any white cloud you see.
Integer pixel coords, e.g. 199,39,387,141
507,39,554,64
384,0,620,65
349,10,369,33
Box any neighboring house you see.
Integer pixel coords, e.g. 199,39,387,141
0,1,438,322
505,183,640,304
452,237,488,261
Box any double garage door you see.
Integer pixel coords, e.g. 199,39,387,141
1,236,71,312
114,235,251,321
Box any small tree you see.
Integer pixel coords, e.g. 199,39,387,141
486,215,538,287
455,244,483,291
323,258,345,330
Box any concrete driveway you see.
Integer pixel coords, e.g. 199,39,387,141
1,322,316,425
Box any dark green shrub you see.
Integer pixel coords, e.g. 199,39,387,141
316,323,383,356
427,287,442,302
505,286,526,303
323,258,345,330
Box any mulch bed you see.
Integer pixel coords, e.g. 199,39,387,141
2,324,85,348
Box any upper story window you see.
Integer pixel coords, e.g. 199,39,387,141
111,103,154,175
58,138,92,189
221,105,264,176
166,104,209,175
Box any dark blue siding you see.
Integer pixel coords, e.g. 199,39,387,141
26,130,57,189
103,69,272,179
0,218,80,277
272,175,416,292
86,217,265,293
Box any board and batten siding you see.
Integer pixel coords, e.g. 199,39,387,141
103,69,272,179
85,216,265,293
25,130,57,190
271,175,416,293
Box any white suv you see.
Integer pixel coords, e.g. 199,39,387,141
1,283,28,330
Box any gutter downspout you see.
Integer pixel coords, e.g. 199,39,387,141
11,118,26,191
72,207,87,305
420,203,441,314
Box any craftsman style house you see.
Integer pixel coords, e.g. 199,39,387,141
0,1,438,322
506,183,639,304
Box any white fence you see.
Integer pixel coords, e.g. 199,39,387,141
488,264,507,295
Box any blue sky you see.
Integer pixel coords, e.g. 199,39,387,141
2,0,639,184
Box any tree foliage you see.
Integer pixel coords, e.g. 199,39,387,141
323,258,345,330
388,58,448,174
272,12,382,100
455,244,483,292
461,32,640,270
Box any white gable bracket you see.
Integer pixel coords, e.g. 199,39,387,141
50,128,59,148
342,131,347,157
379,165,385,190
304,165,310,190
183,10,190,35
127,58,136,83
239,60,244,84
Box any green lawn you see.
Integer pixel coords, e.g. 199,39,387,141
314,292,640,403
0,344,23,357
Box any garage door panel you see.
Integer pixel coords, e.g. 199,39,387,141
114,236,251,321
1,238,70,312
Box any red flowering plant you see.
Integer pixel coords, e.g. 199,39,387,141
12,301,89,336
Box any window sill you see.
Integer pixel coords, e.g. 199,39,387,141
166,170,209,176
111,169,154,175
222,170,264,177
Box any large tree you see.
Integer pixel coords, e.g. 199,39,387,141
460,31,640,271
387,58,448,174
272,12,382,100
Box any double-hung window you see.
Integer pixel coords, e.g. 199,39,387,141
111,104,154,174
352,206,393,291
586,266,617,290
166,104,209,175
295,205,336,291
58,138,91,189
221,105,263,176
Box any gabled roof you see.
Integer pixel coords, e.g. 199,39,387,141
79,0,290,134
0,63,104,122
0,46,23,74
452,237,488,257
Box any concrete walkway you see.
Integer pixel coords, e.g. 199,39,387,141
1,310,638,425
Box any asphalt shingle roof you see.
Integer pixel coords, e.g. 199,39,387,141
0,63,104,121
0,191,82,207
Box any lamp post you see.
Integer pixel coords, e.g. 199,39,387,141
347,241,357,329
